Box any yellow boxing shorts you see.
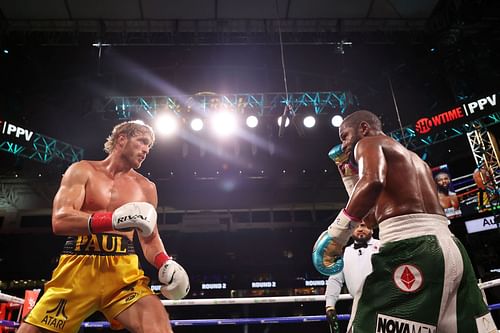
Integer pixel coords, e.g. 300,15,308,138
24,233,154,333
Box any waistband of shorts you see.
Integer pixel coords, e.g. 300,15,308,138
62,233,135,255
378,213,450,244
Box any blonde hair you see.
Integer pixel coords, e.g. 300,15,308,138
104,120,155,154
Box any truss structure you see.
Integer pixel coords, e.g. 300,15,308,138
103,91,358,120
466,123,500,210
0,132,84,164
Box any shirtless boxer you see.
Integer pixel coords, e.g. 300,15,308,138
434,171,461,217
18,120,189,333
317,110,497,332
473,164,498,211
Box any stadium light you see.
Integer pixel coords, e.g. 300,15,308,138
246,115,259,128
331,115,344,127
211,111,238,137
277,116,290,128
155,113,178,136
190,118,204,131
303,115,316,128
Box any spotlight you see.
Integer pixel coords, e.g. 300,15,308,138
277,116,290,128
331,115,343,127
303,115,316,128
211,111,238,137
190,118,204,131
155,114,178,136
246,115,259,128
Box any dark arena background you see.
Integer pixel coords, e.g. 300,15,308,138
1,0,500,332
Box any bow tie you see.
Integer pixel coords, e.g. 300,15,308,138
353,242,368,249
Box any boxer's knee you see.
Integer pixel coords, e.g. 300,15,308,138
17,323,48,333
115,295,172,333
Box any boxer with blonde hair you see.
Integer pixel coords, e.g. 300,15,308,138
19,120,189,333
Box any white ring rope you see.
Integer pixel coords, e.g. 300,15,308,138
0,293,24,304
161,294,351,306
2,278,499,307
0,292,344,306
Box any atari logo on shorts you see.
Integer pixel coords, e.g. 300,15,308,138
376,314,436,333
392,264,423,292
41,299,68,330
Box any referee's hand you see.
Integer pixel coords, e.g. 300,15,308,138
326,306,340,333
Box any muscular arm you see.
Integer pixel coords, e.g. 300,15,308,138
137,182,167,266
52,162,93,235
345,138,386,219
362,208,378,229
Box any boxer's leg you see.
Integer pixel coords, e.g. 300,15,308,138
452,237,496,333
22,255,98,333
16,323,51,333
101,255,172,333
350,235,443,332
114,295,172,333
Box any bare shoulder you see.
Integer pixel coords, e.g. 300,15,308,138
64,160,94,177
356,135,389,152
129,170,158,205
130,170,156,191
57,160,96,187
363,135,402,149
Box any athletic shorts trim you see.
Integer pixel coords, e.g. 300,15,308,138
62,233,135,255
378,213,450,244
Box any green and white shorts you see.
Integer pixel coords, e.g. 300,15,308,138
349,214,497,333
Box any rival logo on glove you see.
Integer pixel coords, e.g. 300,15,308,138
116,214,148,224
161,264,176,284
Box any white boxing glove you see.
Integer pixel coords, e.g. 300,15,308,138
88,202,157,237
155,253,190,300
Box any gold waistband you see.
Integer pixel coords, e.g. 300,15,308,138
62,233,135,255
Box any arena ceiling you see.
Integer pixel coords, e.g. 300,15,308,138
1,0,499,214
1,0,438,33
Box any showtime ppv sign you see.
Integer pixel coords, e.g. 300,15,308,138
414,93,497,135
0,119,34,142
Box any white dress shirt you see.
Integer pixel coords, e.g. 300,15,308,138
325,238,380,307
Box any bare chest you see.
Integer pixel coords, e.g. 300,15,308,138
83,173,148,212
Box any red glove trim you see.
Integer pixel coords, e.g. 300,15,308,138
154,252,170,270
343,209,361,222
89,212,113,234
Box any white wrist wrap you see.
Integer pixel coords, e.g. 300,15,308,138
327,209,360,246
342,175,359,196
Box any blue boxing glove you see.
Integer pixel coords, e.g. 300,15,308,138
312,230,344,276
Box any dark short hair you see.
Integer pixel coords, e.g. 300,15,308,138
342,110,382,131
434,172,450,181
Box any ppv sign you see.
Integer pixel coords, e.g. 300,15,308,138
0,120,34,142
414,93,497,135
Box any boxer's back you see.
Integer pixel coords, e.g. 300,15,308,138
368,135,445,223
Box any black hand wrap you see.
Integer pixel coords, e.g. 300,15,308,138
326,306,340,333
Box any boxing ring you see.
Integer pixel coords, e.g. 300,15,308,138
1,279,500,330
